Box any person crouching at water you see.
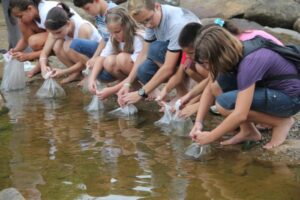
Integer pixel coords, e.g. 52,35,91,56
39,3,101,84
190,25,300,149
88,7,144,100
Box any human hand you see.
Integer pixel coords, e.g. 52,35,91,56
194,131,212,145
178,104,198,118
11,51,29,62
86,57,97,69
117,85,130,106
96,87,114,100
88,80,97,94
123,91,142,105
155,87,168,102
189,121,204,140
51,68,66,78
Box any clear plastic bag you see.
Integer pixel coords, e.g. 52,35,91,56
1,53,26,91
85,95,104,112
85,81,105,112
154,102,173,127
108,104,138,117
171,100,193,136
36,72,66,98
184,143,213,160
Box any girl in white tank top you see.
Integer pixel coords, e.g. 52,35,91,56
8,0,60,78
39,3,101,85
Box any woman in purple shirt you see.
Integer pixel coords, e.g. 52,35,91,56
190,25,300,149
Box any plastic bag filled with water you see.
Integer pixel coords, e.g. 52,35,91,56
36,72,66,98
1,53,26,91
109,104,138,117
85,95,104,112
154,102,173,127
171,100,193,136
184,143,213,161
85,81,105,112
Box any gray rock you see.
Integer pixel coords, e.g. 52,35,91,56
293,18,300,33
244,0,300,29
0,188,25,200
0,92,8,115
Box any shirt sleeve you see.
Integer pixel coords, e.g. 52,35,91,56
166,24,183,51
144,28,156,42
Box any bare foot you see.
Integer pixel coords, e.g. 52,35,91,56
60,72,82,85
263,117,294,149
221,123,262,145
27,64,41,78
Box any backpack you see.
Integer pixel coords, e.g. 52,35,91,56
242,36,300,81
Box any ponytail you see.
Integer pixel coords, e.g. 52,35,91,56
45,3,74,30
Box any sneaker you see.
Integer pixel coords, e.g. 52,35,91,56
210,105,220,115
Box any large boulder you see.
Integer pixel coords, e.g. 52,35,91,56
180,0,256,19
244,0,300,29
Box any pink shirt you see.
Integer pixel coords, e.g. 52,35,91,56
238,30,283,45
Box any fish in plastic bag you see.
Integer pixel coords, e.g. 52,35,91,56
108,104,138,117
184,143,214,161
171,100,193,136
154,102,173,127
1,53,26,91
36,71,66,98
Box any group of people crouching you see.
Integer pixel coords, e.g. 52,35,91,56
7,0,300,150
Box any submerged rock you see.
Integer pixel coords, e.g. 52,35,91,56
0,188,25,200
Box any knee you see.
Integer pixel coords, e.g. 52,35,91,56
116,53,131,67
28,36,43,50
103,56,116,72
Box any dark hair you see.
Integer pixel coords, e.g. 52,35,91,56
178,22,203,48
45,3,74,30
73,0,93,8
223,20,241,35
8,0,41,22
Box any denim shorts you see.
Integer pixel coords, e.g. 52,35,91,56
216,87,300,117
96,69,116,82
70,39,99,58
137,41,169,84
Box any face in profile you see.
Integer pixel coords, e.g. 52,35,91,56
12,6,35,24
107,23,124,42
133,6,161,29
48,24,69,39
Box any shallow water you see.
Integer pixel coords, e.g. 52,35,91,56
0,80,299,200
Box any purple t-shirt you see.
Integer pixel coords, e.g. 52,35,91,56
238,48,300,97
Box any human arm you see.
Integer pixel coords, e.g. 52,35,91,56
194,84,255,144
180,77,209,106
86,39,106,69
88,56,105,94
158,65,185,101
39,33,56,74
123,50,180,105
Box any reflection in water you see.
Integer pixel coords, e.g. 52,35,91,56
0,81,299,199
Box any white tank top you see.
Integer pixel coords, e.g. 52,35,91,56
35,0,59,29
67,14,101,42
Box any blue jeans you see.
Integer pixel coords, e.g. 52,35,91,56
216,87,300,117
70,39,115,82
137,41,169,84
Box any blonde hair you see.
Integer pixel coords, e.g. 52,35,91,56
194,25,243,80
127,0,155,17
105,7,142,54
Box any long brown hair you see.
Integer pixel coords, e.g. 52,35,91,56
105,7,142,54
194,25,243,80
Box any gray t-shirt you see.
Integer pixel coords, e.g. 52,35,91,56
144,4,200,52
238,48,300,97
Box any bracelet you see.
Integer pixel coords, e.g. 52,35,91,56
124,83,131,88
39,57,48,60
195,120,204,126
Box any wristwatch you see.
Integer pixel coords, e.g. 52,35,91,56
138,88,148,98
